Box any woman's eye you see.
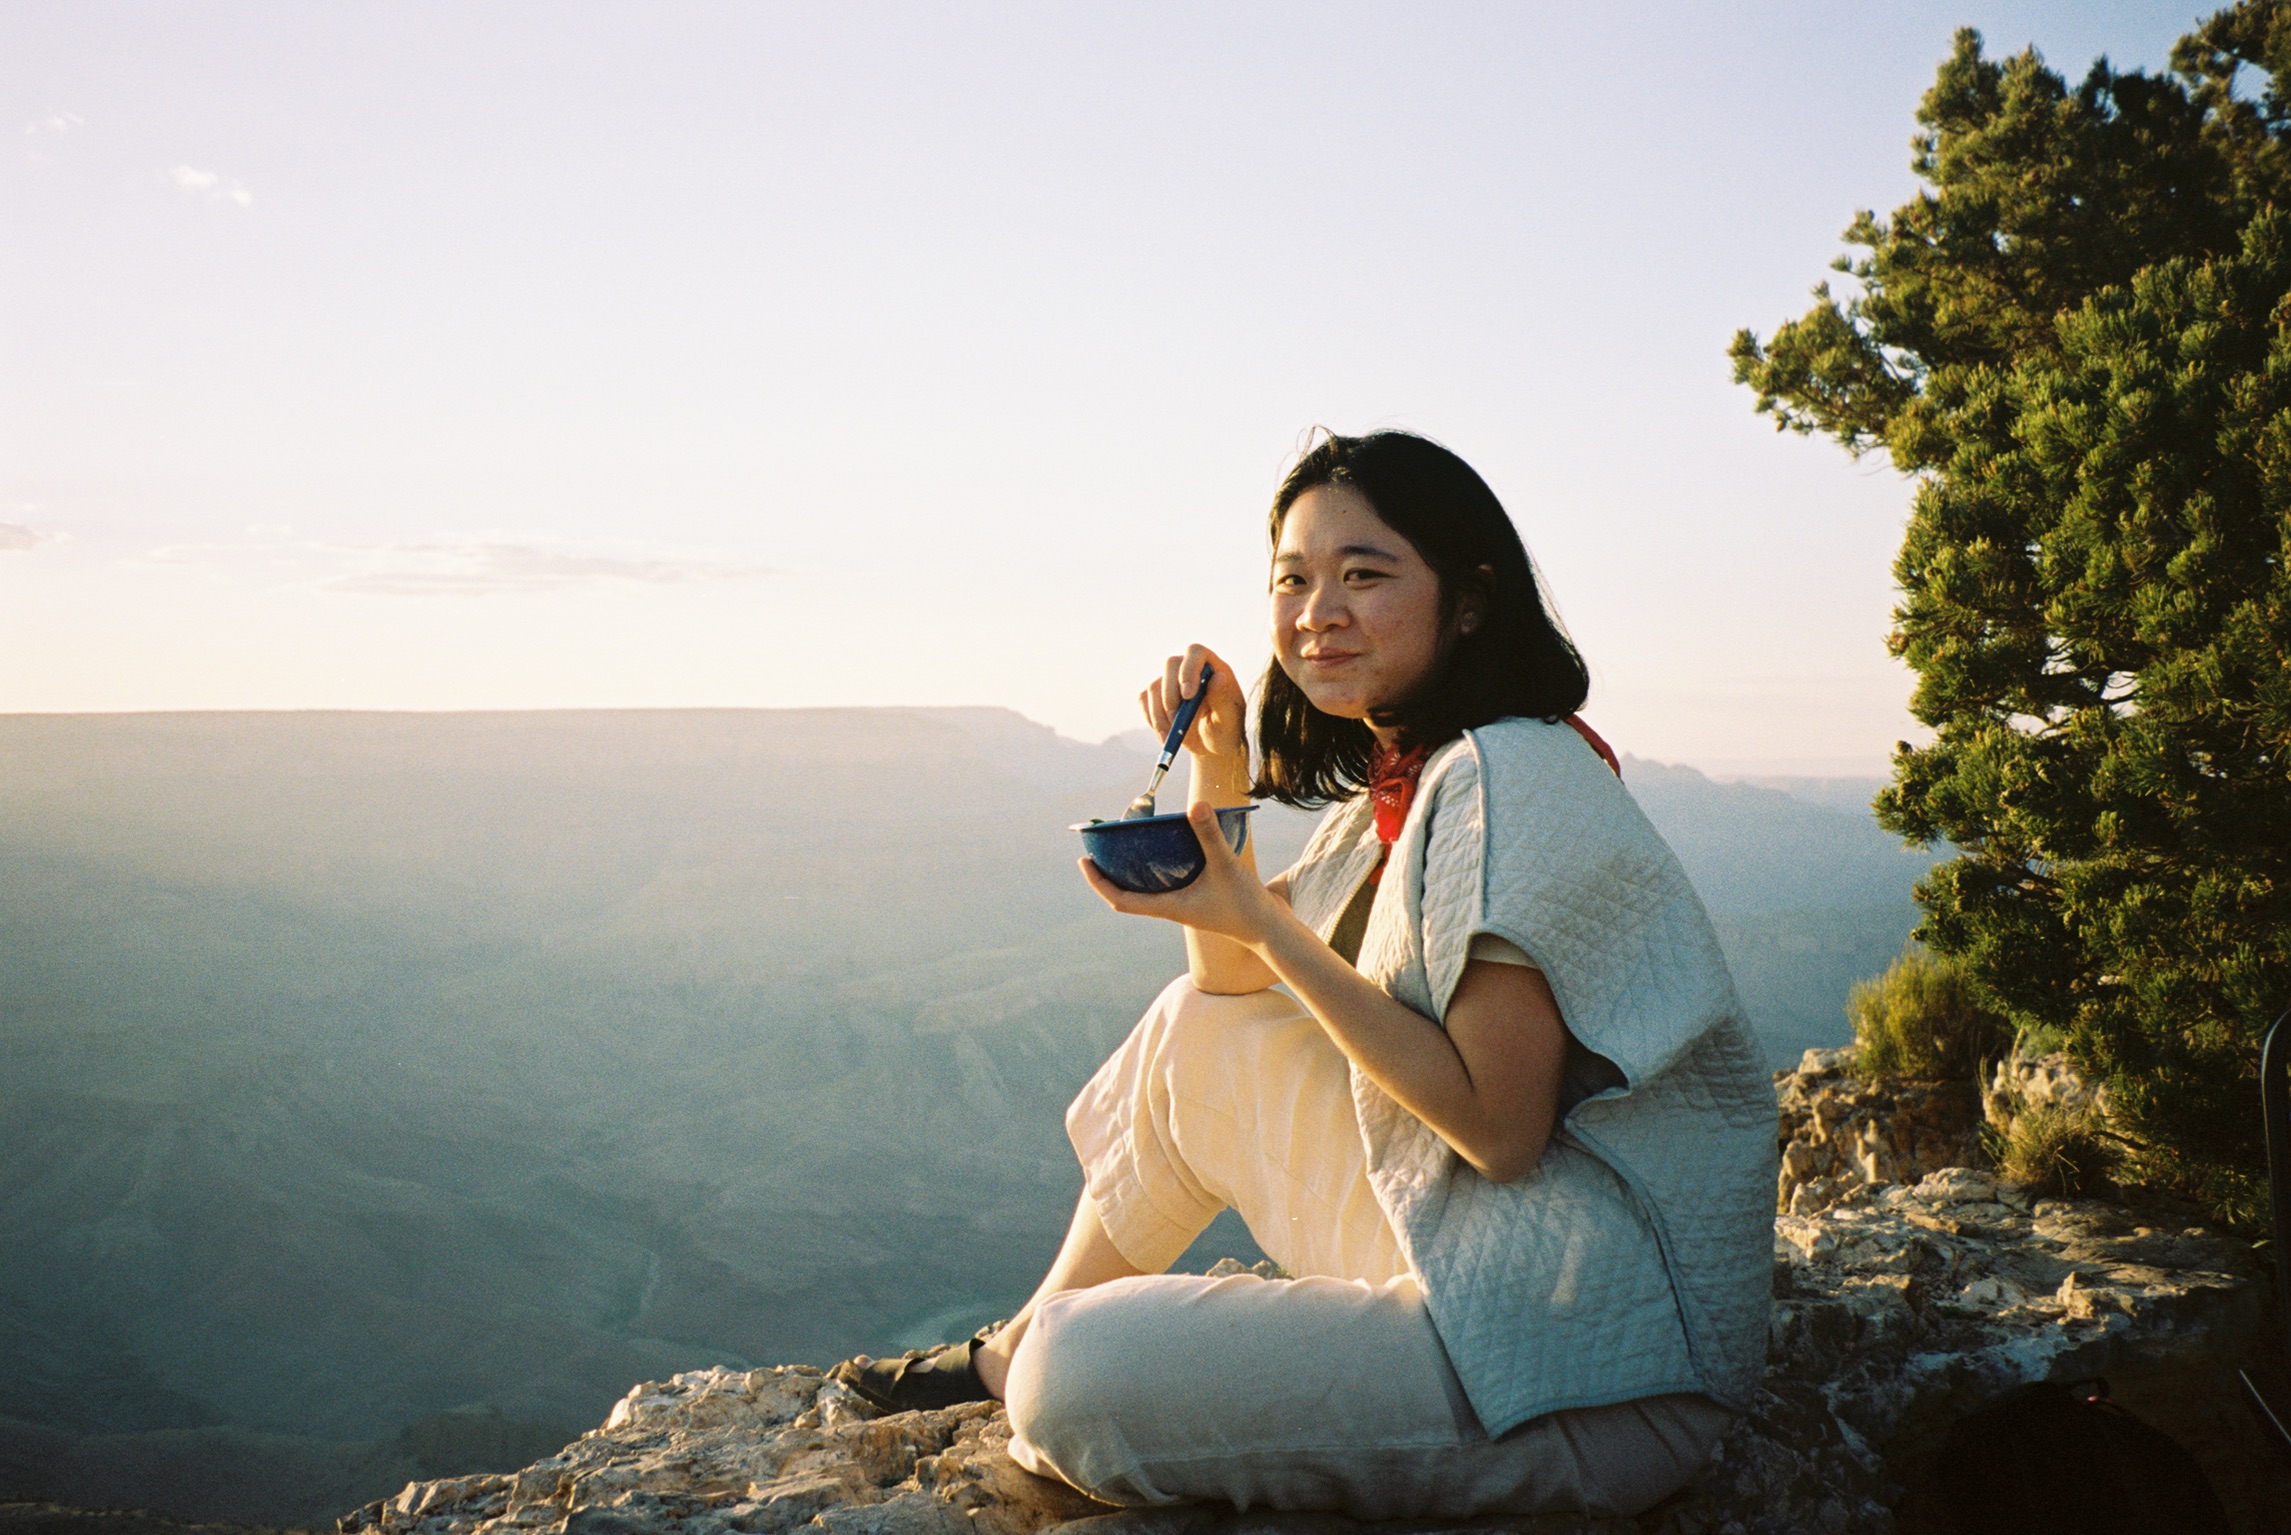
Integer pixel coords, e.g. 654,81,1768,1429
1343,567,1389,585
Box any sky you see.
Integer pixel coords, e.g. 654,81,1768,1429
1,1,2209,773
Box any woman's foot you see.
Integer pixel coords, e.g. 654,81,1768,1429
834,1193,1129,1414
833,1327,1002,1413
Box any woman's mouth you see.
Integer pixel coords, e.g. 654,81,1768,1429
1300,650,1362,666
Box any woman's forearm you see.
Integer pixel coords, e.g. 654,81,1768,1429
1182,752,1280,994
1082,790,1562,1178
1252,902,1476,1118
1186,922,1279,994
1249,902,1563,1181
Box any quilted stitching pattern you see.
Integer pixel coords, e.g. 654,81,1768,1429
1294,721,1775,1437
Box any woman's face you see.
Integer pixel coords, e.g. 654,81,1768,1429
1270,483,1456,732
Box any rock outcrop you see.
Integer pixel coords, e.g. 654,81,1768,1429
1775,1043,2123,1220
340,1369,1105,1535
1980,1041,2113,1132
1773,1049,1984,1216
346,1061,2287,1535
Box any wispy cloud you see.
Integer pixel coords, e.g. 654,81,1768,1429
0,523,49,552
25,113,84,138
172,164,253,208
325,540,770,596
142,531,770,596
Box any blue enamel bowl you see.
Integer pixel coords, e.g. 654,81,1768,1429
1074,806,1255,893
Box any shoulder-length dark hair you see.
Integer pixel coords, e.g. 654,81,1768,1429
1252,430,1589,807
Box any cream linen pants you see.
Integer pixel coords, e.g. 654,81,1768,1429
1002,977,1733,1520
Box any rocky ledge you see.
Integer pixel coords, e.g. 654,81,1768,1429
345,1059,2287,1535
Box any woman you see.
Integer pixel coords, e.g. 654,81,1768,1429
841,430,1776,1519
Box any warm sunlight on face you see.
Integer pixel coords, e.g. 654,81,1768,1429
1269,484,1450,737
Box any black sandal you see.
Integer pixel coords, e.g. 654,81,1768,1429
831,1327,998,1414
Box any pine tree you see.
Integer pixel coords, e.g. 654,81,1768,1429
1731,4,2291,1222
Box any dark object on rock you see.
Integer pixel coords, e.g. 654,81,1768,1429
2240,1008,2291,1459
830,1332,996,1415
1939,1379,2229,1534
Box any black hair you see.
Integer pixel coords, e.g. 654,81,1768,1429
1251,429,1590,807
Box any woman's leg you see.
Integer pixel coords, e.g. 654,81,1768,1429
996,975,1731,1518
1003,1267,1728,1519
1061,974,1408,1285
972,1192,1136,1399
985,972,1399,1397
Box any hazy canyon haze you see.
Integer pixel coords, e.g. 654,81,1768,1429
0,710,1934,1523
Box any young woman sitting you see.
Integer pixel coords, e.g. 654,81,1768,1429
840,429,1776,1521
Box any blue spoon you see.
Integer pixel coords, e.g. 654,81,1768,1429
1122,663,1215,820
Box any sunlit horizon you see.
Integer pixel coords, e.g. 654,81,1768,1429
3,2,2196,776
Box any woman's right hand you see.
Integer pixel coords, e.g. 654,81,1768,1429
1141,645,1250,779
1133,645,1273,995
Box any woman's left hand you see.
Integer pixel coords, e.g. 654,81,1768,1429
1081,801,1282,948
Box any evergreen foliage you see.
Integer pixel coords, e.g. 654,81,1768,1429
1732,5,2291,1223
1849,946,2013,1080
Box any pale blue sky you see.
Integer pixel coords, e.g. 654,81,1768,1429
1,2,2204,771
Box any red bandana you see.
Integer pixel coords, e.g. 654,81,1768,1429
1364,743,1429,887
1369,743,1432,847
1365,718,1619,884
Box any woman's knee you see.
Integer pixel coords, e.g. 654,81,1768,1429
1143,975,1309,1093
1003,1287,1165,1503
1146,972,1263,1039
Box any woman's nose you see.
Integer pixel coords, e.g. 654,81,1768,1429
1296,583,1347,630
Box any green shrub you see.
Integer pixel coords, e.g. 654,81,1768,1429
1849,947,2012,1080
1996,1104,2116,1198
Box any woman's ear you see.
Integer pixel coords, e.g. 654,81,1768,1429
1456,564,1495,635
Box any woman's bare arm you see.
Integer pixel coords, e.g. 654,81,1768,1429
1249,904,1567,1179
1085,800,1569,1182
1181,745,1285,994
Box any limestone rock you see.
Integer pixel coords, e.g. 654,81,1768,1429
1755,1170,2279,1533
1981,1044,2110,1134
344,1170,2282,1535
1773,1050,1985,1214
340,1367,1107,1535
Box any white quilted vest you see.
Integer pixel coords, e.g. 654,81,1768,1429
1284,718,1776,1437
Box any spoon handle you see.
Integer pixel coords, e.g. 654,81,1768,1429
1154,663,1214,775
